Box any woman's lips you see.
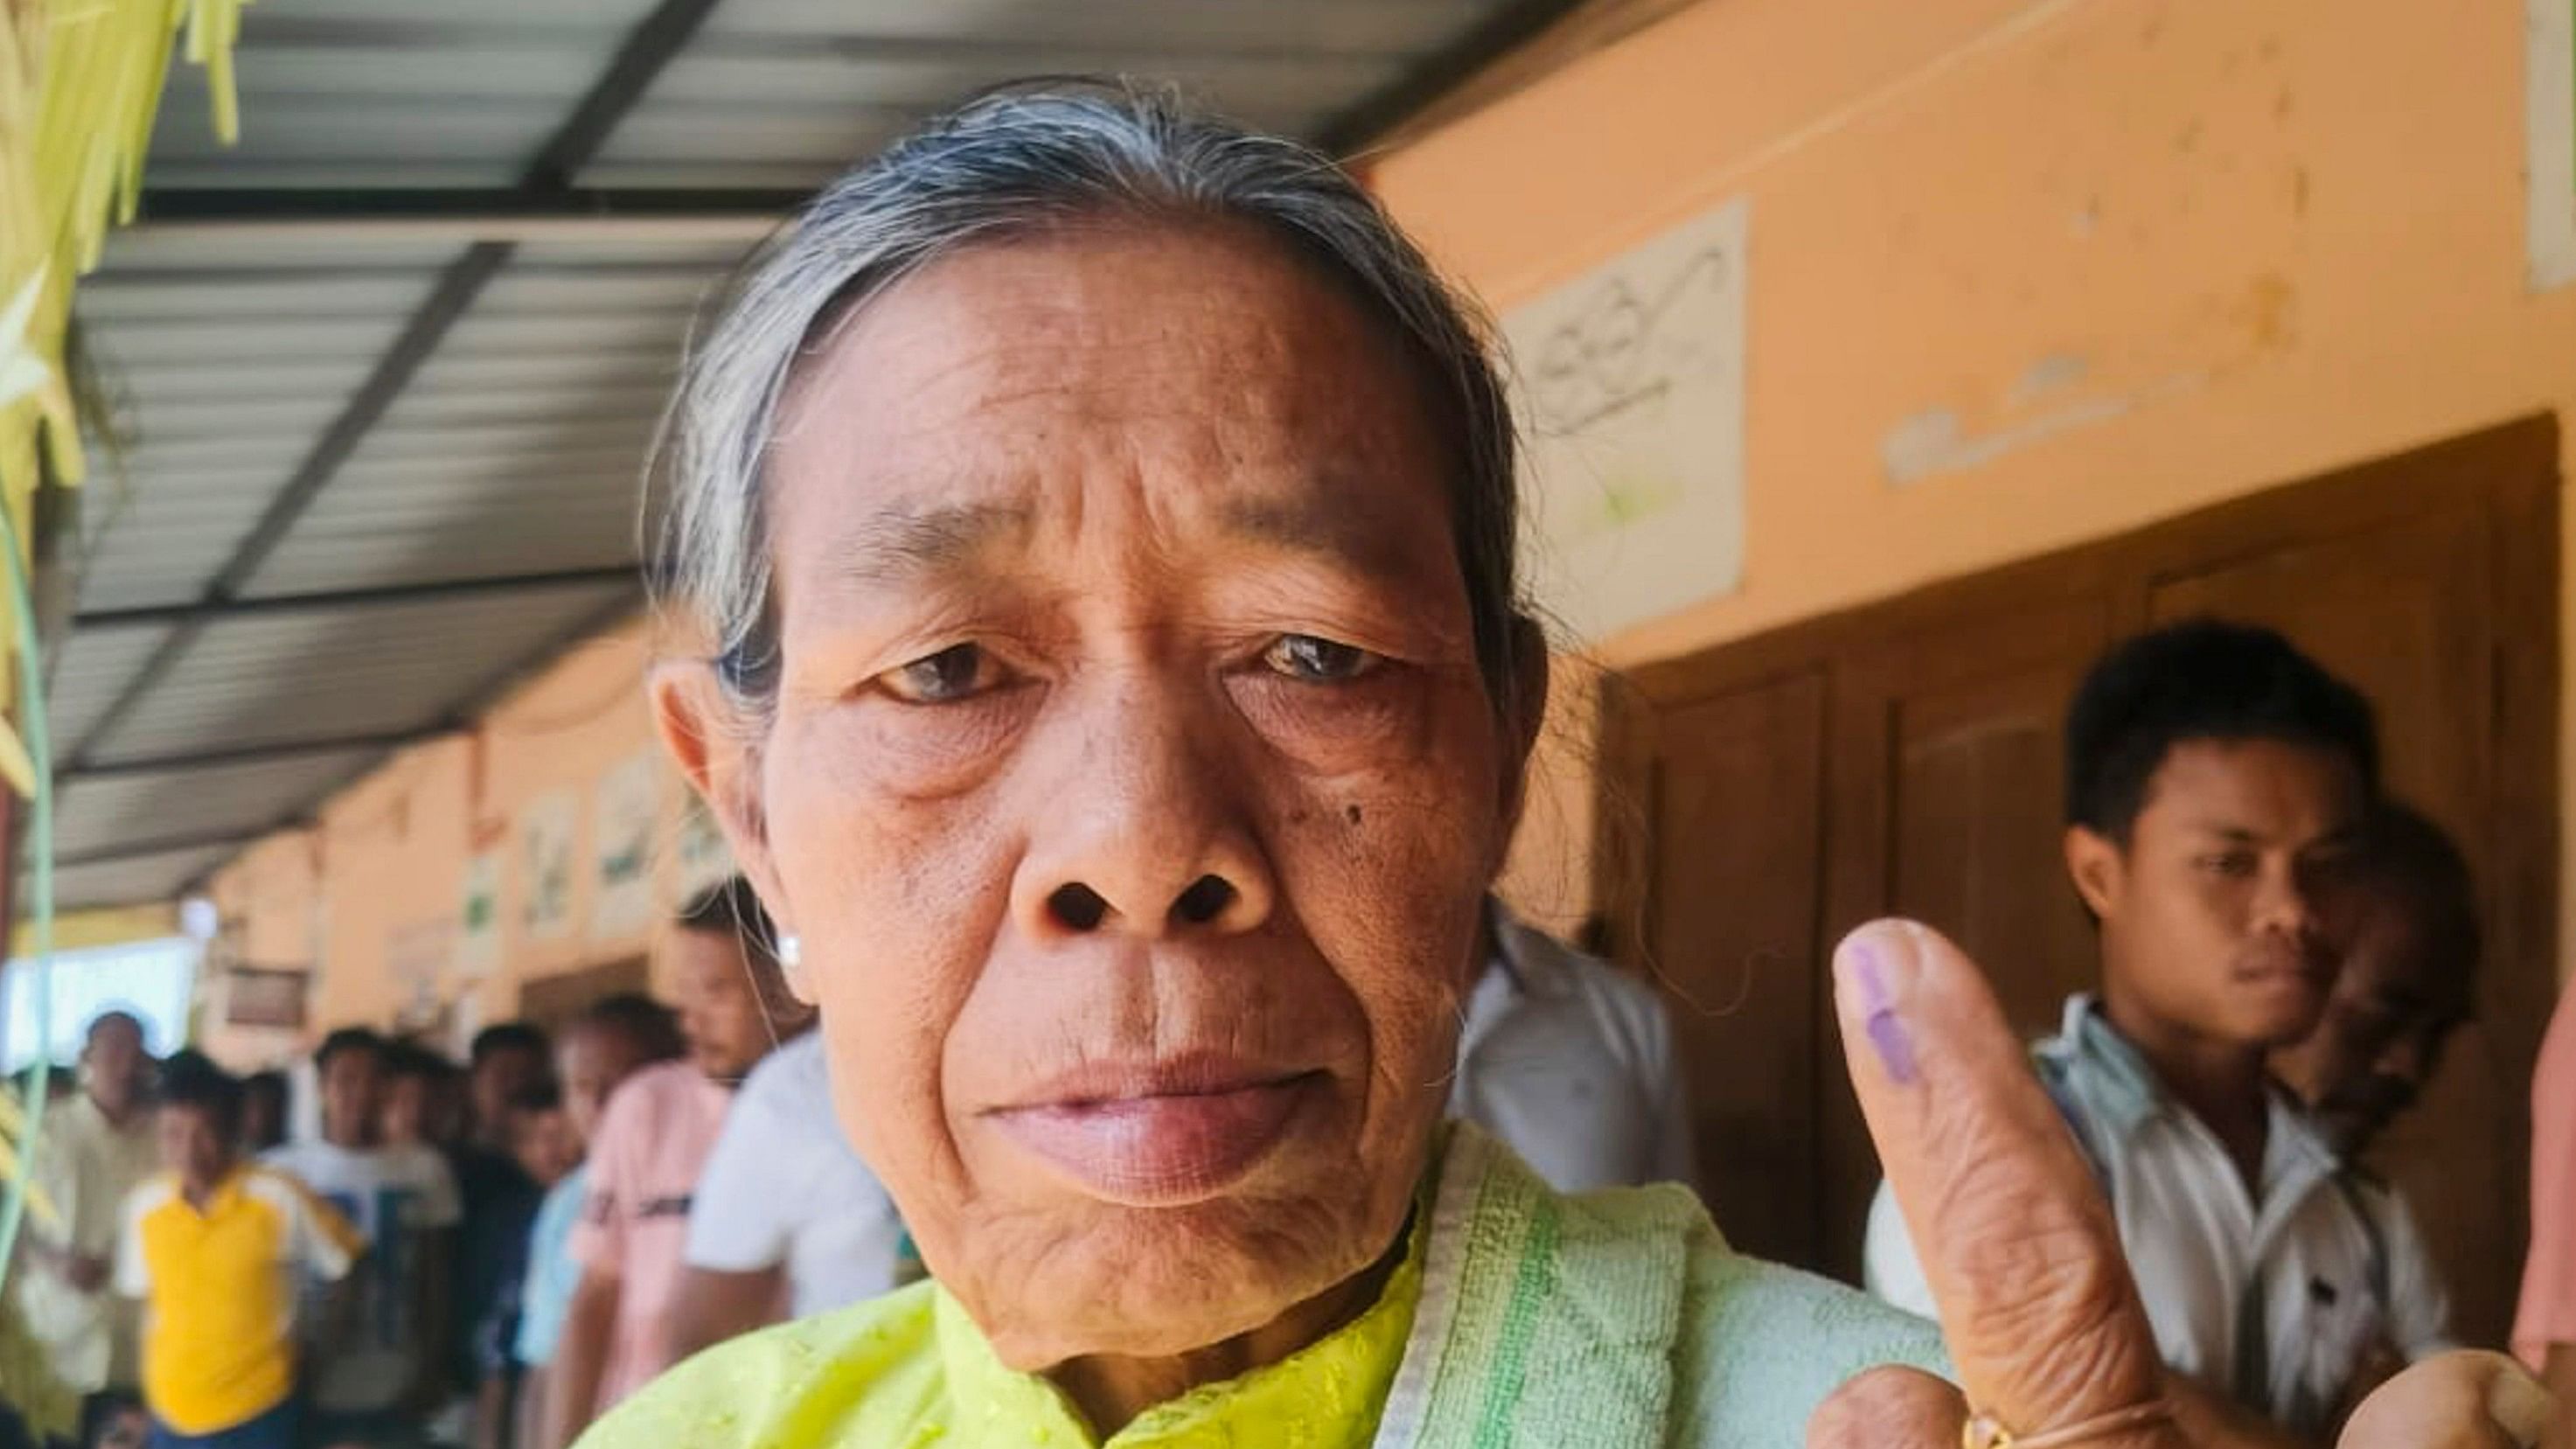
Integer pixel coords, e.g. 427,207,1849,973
983,1062,1324,1205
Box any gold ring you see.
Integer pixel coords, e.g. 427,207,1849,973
1963,1400,2171,1448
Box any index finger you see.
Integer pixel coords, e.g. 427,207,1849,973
1831,919,2179,1447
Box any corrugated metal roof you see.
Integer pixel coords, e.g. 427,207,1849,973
54,749,385,861
56,844,249,913
44,0,1555,907
87,584,631,759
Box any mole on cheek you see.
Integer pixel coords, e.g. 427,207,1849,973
1344,803,1363,826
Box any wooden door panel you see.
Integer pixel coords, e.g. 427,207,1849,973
1642,670,1828,1266
1814,597,2112,1280
2146,501,2517,1343
1887,661,2100,1040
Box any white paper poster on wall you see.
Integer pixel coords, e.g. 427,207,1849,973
675,796,735,903
591,751,663,942
1503,196,1750,644
388,920,452,1033
456,852,502,979
2531,0,2576,289
518,791,580,942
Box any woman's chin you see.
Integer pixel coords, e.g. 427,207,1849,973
953,1187,1400,1373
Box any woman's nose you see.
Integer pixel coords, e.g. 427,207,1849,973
1011,676,1277,941
1042,871,1257,935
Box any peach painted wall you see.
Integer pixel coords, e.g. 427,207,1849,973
1385,0,2576,960
199,622,696,1069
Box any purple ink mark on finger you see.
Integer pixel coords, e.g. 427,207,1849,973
1854,945,1918,1085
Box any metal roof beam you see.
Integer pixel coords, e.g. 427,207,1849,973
63,0,732,779
75,566,638,630
1317,0,1612,156
129,187,806,247
66,732,438,782
55,828,280,870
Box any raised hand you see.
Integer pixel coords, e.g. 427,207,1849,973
1808,920,2552,1449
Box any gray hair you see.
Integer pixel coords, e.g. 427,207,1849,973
649,78,1523,712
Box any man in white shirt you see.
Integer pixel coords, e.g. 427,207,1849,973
1451,902,1695,1194
1863,620,2449,1443
263,1027,463,1444
17,1010,157,1411
667,1030,906,1355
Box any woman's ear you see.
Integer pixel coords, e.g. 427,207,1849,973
651,659,788,922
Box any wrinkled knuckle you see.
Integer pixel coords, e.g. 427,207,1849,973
1809,1366,1958,1448
1932,1157,2136,1382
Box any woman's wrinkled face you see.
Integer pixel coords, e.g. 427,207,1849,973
659,221,1531,1369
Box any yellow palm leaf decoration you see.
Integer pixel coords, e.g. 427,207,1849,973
0,0,253,1298
2,0,255,504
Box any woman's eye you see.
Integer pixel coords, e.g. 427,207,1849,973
1262,634,1382,684
876,644,1001,703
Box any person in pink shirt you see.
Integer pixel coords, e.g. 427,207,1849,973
537,879,808,1447
2517,983,2576,1449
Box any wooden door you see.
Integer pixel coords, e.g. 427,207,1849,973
1616,668,1831,1266
1599,414,2559,1341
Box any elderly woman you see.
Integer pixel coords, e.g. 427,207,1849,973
599,81,2540,1449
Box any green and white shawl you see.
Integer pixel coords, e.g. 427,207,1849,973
1382,1124,1950,1448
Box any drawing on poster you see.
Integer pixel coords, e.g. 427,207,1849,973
519,791,580,941
388,920,452,1033
457,852,502,979
1504,197,1750,643
2531,0,2576,289
591,752,662,941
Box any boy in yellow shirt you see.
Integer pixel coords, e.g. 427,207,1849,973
115,1053,363,1448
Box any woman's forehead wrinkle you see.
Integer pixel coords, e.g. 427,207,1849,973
829,499,1038,591
1216,491,1447,596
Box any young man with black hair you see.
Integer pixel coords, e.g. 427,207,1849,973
115,1053,360,1449
236,1071,288,1155
449,1021,553,1440
1865,618,2452,1444
538,881,796,1449
377,1042,449,1152
509,996,681,1449
263,1028,461,1445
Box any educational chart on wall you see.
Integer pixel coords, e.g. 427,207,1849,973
388,920,451,1034
1503,196,1750,643
2531,0,2576,289
518,790,580,942
590,750,662,942
456,852,502,979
